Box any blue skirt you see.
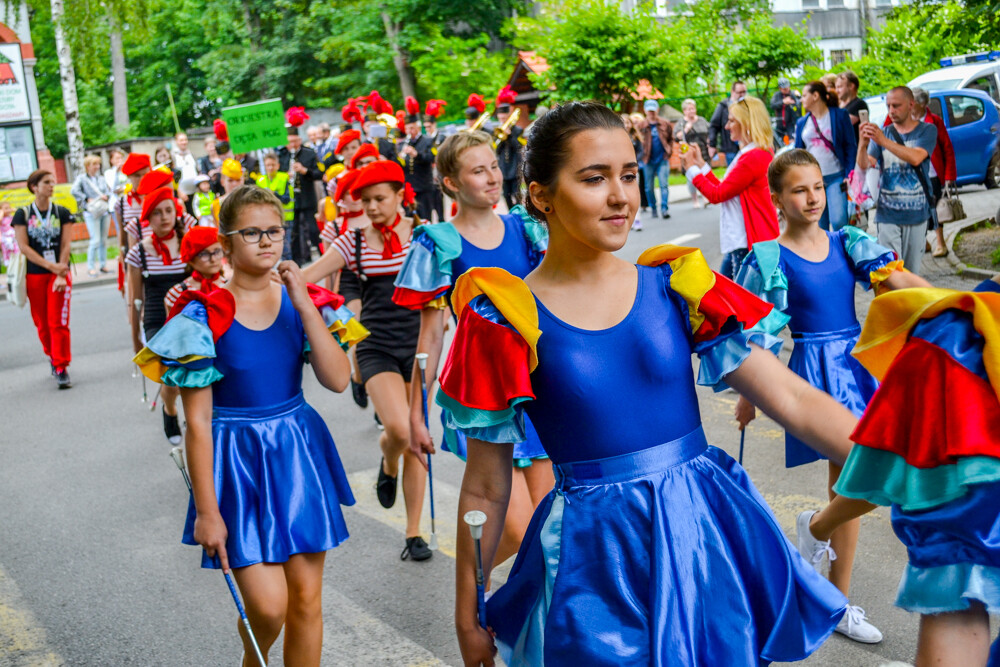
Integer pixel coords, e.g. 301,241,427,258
487,427,847,666
892,479,1000,614
785,325,877,468
182,393,355,569
441,410,547,468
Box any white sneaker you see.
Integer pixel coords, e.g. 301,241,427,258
836,604,883,644
796,510,836,573
631,218,643,232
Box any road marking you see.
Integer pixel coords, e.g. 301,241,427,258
665,232,702,246
0,563,63,666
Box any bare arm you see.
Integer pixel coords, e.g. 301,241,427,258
725,346,857,465
300,242,347,284
456,438,514,666
182,385,231,571
13,225,56,272
879,269,932,293
862,123,928,167
409,307,447,463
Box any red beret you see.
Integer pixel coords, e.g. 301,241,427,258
349,143,380,170
140,186,178,224
179,226,220,264
121,153,151,176
335,130,362,155
136,168,174,196
334,170,361,203
350,160,404,200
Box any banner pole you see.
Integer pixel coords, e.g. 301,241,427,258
165,84,181,135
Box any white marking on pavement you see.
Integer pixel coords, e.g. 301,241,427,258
0,563,64,666
665,233,702,246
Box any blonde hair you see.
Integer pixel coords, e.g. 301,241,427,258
436,130,494,198
83,155,102,170
218,185,284,235
681,98,697,112
728,97,773,150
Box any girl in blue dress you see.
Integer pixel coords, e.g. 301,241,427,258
393,130,553,565
439,102,867,666
134,185,365,666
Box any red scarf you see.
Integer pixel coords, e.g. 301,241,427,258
151,229,175,265
191,270,220,293
339,209,365,235
372,213,403,260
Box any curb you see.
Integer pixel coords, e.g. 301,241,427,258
0,271,116,303
946,215,998,281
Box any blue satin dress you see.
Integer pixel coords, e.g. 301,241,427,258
738,228,896,467
180,289,355,569
450,264,847,665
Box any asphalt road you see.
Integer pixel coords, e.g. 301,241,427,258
0,199,987,667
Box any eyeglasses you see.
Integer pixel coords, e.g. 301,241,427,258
195,248,225,261
225,226,286,244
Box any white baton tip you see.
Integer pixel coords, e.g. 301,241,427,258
415,352,429,369
464,510,487,538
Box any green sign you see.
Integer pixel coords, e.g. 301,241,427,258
221,99,287,153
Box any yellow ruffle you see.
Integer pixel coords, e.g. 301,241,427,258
869,259,905,287
132,347,210,384
451,267,541,371
854,289,1000,397
637,244,716,336
329,318,370,349
427,295,449,311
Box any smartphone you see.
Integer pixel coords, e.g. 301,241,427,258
858,110,869,125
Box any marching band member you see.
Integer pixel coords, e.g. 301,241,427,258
464,94,487,131
278,109,323,266
399,97,436,222
423,99,448,222
494,86,525,210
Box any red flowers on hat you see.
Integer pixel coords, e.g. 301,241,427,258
213,119,229,141
342,98,364,124
362,90,393,116
285,106,310,127
179,226,220,264
497,85,517,105
405,96,420,116
466,94,486,114
335,129,362,155
424,100,447,119
121,153,151,176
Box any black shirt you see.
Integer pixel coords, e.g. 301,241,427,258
842,98,870,141
399,134,435,193
11,203,74,274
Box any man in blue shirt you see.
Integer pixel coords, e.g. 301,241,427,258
640,100,674,223
858,86,936,276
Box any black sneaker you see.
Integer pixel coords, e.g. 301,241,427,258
661,211,671,219
400,536,432,561
351,379,368,409
55,369,72,389
163,408,182,445
374,412,384,431
50,363,57,377
376,457,397,508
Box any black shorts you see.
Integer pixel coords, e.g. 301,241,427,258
339,269,362,304
356,344,415,384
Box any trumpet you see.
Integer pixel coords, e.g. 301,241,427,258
377,113,398,129
468,110,491,132
494,108,521,140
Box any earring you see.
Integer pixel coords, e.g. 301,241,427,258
544,207,551,212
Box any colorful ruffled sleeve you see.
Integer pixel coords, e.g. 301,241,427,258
638,244,783,391
835,289,1000,510
392,222,463,310
734,240,792,340
839,226,903,290
132,289,235,388
307,283,369,350
509,204,548,269
435,267,540,444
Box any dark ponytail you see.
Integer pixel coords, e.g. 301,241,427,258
804,81,837,109
522,101,626,219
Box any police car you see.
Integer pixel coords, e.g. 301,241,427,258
908,51,1000,103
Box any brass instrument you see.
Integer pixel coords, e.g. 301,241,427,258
377,113,399,129
494,108,521,140
468,111,490,132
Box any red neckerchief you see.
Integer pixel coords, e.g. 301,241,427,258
151,229,175,265
339,209,364,235
191,270,221,293
127,190,142,207
372,213,402,259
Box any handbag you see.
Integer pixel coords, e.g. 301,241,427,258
935,183,965,223
7,250,27,308
86,197,109,217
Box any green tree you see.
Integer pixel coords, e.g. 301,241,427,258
727,15,819,100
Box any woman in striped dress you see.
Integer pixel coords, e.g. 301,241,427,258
125,186,188,445
302,160,432,562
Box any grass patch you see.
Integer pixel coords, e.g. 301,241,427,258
664,167,726,186
70,246,120,265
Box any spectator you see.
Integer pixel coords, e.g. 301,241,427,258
820,74,840,107
640,99,673,219
0,201,15,271
629,113,649,213
104,148,127,231
197,136,223,196
278,127,323,265
680,96,780,279
675,99,711,209
306,125,321,150
709,81,746,166
170,132,198,182
836,70,868,141
857,86,937,275
912,87,957,257
794,81,857,231
622,114,647,228
771,77,802,146
12,169,75,388
71,154,113,277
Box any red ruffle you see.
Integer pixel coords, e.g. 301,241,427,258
439,307,534,411
851,337,1000,468
167,288,235,342
307,283,345,311
694,272,774,343
392,286,444,311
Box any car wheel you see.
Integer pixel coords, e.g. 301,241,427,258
987,151,1000,189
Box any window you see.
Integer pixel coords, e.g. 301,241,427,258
827,0,844,6
928,98,943,119
967,75,999,103
945,95,985,127
875,0,891,6
801,0,819,8
830,49,852,67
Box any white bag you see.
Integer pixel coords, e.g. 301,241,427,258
7,250,27,308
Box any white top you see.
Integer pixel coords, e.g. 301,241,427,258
801,112,840,175
171,150,198,181
685,143,755,255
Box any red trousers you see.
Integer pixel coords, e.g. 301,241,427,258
25,272,72,371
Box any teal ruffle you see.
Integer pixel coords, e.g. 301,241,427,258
436,391,529,444
834,445,1000,511
695,327,784,391
161,365,224,389
840,226,897,290
737,240,789,313
146,306,216,361
896,562,1000,614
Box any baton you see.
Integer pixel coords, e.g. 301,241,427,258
169,446,267,667
738,428,746,466
415,353,437,550
149,385,162,412
464,510,488,629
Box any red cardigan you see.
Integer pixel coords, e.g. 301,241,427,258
692,148,779,248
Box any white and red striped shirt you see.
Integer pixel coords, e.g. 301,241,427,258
125,212,198,242
163,275,226,313
124,239,185,276
331,228,411,277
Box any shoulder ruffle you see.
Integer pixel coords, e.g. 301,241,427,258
736,240,791,338
392,223,462,310
508,205,548,268
133,289,235,388
435,268,539,443
838,227,903,290
638,244,783,390
307,283,369,349
836,307,1000,510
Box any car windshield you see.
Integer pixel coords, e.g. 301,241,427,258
914,78,963,91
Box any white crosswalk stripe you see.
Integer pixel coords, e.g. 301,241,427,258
665,232,702,246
